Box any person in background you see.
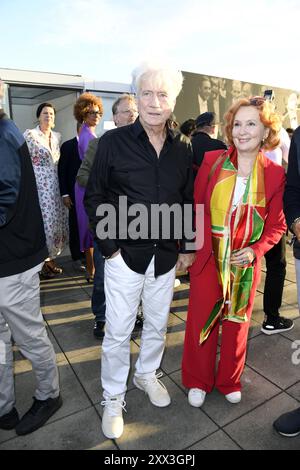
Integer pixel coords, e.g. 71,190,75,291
182,97,286,408
112,93,138,128
84,62,195,439
58,122,84,270
273,124,300,438
230,80,242,104
286,127,294,140
180,119,196,138
209,77,226,138
260,125,293,334
282,92,300,130
73,92,103,282
0,80,62,436
191,111,227,176
77,94,139,339
24,103,68,278
241,83,253,99
198,76,212,115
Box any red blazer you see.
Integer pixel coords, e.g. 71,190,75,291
189,148,287,278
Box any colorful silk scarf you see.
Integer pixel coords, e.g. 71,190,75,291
199,147,266,344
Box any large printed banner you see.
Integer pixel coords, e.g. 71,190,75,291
174,71,300,136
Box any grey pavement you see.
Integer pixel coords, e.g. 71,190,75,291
1,245,300,450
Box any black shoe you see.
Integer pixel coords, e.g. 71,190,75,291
93,321,105,339
273,407,300,437
0,407,19,430
261,316,294,335
134,313,144,330
15,395,62,436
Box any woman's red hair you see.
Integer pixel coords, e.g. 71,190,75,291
224,98,282,150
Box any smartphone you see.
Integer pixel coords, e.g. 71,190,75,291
263,89,275,101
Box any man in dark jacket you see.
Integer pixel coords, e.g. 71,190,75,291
273,126,300,437
58,123,83,264
0,80,62,436
191,111,227,177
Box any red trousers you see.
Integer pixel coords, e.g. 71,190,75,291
182,257,258,394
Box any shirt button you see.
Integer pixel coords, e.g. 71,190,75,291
154,244,157,247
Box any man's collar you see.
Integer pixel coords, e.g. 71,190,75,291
193,130,211,138
132,117,175,142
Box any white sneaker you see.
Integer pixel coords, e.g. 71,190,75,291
133,372,171,407
225,391,241,403
188,388,206,407
101,395,126,439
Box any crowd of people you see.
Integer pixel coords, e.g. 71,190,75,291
0,62,300,443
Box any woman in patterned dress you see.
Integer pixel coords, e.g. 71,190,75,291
73,93,103,282
24,102,68,277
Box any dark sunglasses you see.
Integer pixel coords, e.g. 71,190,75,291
249,96,265,106
87,111,102,116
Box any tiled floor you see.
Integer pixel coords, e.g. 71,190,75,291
1,246,299,450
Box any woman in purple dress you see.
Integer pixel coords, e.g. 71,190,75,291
74,93,103,281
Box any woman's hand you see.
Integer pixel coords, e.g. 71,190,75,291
62,196,73,209
176,253,196,271
231,247,256,267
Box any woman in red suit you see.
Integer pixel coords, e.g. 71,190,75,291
182,97,287,407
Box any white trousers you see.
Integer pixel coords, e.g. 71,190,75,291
0,264,59,416
101,254,176,399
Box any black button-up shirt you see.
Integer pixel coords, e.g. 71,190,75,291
84,118,194,276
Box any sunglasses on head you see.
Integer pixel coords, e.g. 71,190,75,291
249,96,265,106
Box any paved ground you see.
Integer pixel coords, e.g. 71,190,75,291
1,245,300,450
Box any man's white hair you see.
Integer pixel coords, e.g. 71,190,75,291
131,61,183,101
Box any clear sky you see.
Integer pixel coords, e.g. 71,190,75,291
2,0,300,90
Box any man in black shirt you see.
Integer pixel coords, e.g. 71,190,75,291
84,63,195,439
192,111,227,177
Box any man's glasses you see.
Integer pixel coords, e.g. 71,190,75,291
118,109,138,115
249,96,265,106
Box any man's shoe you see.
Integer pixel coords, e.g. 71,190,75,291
261,316,294,335
0,407,19,430
273,407,300,437
93,321,105,339
101,396,126,439
188,388,206,407
225,391,241,403
134,312,144,330
15,395,62,436
133,372,171,407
